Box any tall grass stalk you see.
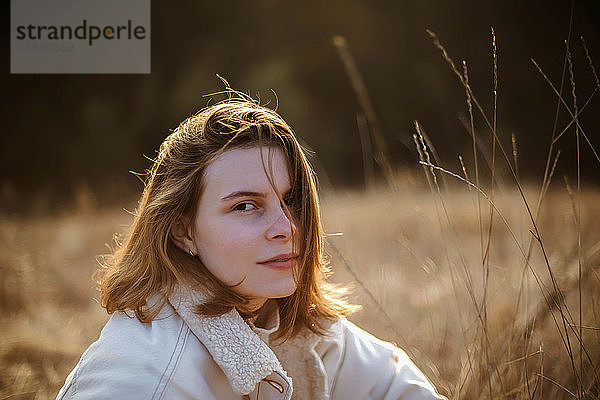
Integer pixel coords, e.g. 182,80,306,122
462,61,484,262
332,35,396,189
565,38,584,399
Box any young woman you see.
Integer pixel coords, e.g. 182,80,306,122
56,96,446,400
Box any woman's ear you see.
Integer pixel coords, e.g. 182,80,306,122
170,217,197,255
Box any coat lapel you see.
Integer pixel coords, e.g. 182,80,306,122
169,286,292,399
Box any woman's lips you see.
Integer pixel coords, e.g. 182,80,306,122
258,257,297,270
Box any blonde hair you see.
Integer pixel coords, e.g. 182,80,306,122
98,95,356,338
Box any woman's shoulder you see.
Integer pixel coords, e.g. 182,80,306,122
317,317,399,360
56,303,225,399
56,306,181,399
316,317,446,400
83,303,189,364
325,317,397,349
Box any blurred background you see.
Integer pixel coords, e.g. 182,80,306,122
2,1,600,399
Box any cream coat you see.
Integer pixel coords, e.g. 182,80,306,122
56,286,446,400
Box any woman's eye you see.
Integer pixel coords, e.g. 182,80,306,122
233,202,256,212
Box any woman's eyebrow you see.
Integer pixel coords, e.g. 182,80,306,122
221,188,293,201
221,191,266,201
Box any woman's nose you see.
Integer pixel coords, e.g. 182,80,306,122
266,205,296,241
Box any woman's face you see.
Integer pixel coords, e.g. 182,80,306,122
191,146,300,309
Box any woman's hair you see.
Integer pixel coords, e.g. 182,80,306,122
98,93,357,338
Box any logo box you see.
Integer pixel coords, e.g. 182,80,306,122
11,0,150,74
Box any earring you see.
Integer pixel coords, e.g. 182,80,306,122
188,249,194,256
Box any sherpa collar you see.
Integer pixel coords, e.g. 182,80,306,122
168,285,291,396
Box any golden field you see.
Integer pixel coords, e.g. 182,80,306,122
1,174,599,399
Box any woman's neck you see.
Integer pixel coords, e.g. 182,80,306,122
248,299,277,330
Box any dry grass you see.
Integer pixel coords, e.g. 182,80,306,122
1,178,598,399
0,207,131,399
322,178,600,399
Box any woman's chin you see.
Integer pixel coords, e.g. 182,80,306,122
264,279,298,300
